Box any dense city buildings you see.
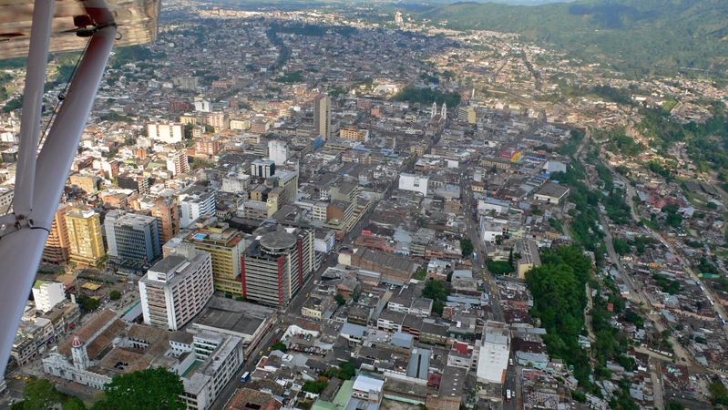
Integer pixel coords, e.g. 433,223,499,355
2,2,728,409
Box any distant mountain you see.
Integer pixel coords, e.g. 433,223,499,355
420,0,728,76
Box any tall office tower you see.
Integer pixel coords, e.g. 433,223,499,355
139,246,214,331
43,204,70,264
105,210,162,265
166,150,190,177
313,94,331,140
182,222,247,295
65,208,106,265
241,224,315,307
151,196,180,243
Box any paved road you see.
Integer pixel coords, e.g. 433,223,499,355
208,324,280,410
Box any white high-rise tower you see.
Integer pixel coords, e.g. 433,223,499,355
441,102,447,120
431,102,437,119
71,336,89,370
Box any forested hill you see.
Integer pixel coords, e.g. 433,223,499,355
420,0,728,76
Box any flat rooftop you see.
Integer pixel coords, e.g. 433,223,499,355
194,307,264,337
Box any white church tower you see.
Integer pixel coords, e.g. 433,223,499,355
71,336,90,370
441,102,447,120
431,102,437,119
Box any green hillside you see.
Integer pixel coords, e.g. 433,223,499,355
421,0,728,76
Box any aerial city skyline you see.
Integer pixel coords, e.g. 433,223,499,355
0,0,728,409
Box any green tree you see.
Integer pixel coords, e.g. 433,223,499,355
22,377,61,410
98,367,185,410
109,290,122,301
335,294,346,306
63,397,87,410
612,238,630,256
422,280,450,316
271,341,288,352
76,295,101,312
460,237,474,257
709,379,728,405
486,259,514,275
302,380,328,394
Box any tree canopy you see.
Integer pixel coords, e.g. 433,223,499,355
95,367,185,410
460,237,474,257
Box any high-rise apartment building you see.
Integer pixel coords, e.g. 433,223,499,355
32,280,66,313
105,210,162,265
166,150,190,177
313,94,331,140
147,123,184,144
180,222,247,295
241,224,316,307
65,208,105,265
139,246,214,331
150,196,180,243
43,204,70,264
180,191,216,228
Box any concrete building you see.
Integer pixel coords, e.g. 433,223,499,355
226,388,282,410
241,224,316,307
476,321,510,398
268,140,288,166
339,127,369,142
398,173,429,196
43,204,70,264
251,158,275,178
0,186,13,213
65,208,105,265
32,281,66,313
105,210,162,265
150,195,181,243
313,94,331,139
515,239,542,279
533,182,570,205
147,123,184,144
179,222,247,295
166,150,190,177
180,191,216,228
140,246,214,331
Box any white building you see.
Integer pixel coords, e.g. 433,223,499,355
147,123,184,144
268,140,288,166
31,280,66,313
221,171,251,194
479,216,509,244
140,247,214,331
351,374,384,403
477,197,511,215
194,97,212,113
398,173,429,196
180,192,216,228
476,321,510,397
